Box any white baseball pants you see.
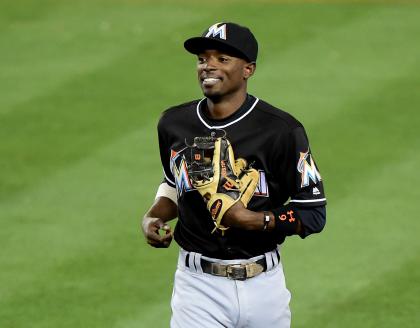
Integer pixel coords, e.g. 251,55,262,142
170,248,291,328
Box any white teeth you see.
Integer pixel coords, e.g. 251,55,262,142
202,78,220,86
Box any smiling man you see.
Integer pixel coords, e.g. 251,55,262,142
142,22,327,328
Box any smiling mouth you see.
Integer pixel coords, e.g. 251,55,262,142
202,78,221,87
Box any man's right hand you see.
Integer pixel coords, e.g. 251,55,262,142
142,216,173,248
142,195,177,248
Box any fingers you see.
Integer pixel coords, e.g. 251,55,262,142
148,231,173,248
144,219,173,248
156,224,173,246
160,223,171,232
152,229,173,248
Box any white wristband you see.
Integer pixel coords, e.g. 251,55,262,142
155,183,177,205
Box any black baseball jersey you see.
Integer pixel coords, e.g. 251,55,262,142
158,95,326,259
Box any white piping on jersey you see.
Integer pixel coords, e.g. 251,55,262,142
196,97,260,129
289,198,326,203
163,169,176,186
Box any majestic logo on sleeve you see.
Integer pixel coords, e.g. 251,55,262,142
205,23,227,40
297,150,322,188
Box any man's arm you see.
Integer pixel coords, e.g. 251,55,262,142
223,125,326,238
223,202,326,237
144,114,180,248
142,196,177,248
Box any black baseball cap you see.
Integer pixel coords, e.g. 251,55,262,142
184,22,258,63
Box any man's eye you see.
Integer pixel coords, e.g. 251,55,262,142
198,57,206,64
219,57,229,62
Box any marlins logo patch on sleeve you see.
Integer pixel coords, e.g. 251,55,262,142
170,148,194,196
297,150,322,188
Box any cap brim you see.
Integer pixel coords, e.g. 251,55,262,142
184,37,250,62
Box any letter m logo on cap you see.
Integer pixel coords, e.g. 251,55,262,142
205,23,227,40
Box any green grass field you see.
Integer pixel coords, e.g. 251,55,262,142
1,0,419,327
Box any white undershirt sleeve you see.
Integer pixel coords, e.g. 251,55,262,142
155,182,177,205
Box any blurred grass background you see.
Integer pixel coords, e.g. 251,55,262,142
1,0,419,327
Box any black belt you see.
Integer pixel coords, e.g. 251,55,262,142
185,251,280,280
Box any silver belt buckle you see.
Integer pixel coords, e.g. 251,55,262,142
226,264,247,280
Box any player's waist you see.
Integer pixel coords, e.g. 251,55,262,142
179,248,280,280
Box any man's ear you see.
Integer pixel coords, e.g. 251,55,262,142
243,62,256,80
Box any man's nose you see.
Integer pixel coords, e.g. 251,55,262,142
203,58,217,70
204,65,214,72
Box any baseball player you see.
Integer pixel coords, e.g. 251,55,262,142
142,22,326,328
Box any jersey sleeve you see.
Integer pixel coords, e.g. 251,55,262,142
157,116,176,188
285,126,326,207
270,125,326,239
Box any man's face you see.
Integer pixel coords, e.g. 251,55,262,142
196,49,255,99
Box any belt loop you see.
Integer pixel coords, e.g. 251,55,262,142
188,252,197,272
179,249,188,269
264,251,274,271
194,253,203,274
271,249,279,267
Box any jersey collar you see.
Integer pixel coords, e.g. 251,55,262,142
196,95,259,129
